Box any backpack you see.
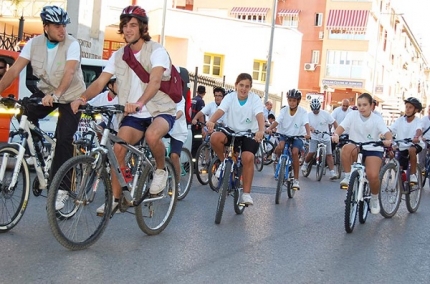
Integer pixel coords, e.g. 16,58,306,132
122,45,183,103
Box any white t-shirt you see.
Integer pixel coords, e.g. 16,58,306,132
201,101,224,124
340,111,389,151
218,91,263,132
169,97,188,142
103,47,171,119
309,110,335,141
390,116,424,151
20,38,81,71
421,116,430,140
276,106,309,136
88,90,119,131
331,107,351,125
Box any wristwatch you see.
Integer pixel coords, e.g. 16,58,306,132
51,93,59,102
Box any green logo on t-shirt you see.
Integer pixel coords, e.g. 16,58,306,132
246,118,251,123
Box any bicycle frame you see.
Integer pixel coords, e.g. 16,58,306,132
274,139,292,180
350,152,368,203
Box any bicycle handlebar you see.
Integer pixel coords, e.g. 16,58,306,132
342,139,384,147
272,132,304,140
78,104,125,115
215,125,254,138
0,95,42,109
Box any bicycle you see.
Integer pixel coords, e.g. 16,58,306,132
46,104,177,250
379,138,423,217
0,96,70,232
332,134,348,179
343,139,384,233
194,123,213,185
273,133,304,203
302,130,330,181
211,126,253,224
422,142,430,187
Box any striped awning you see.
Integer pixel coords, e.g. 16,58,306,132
230,7,270,16
278,9,300,16
326,10,370,31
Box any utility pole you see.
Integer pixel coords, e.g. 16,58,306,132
264,0,278,103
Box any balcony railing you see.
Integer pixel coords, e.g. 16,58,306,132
0,0,66,18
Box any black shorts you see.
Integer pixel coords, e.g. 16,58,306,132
223,133,259,155
399,145,422,169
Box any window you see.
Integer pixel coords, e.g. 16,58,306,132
326,50,366,79
253,60,268,82
203,54,223,77
315,13,323,26
282,14,299,27
236,14,266,23
328,30,367,40
311,50,320,64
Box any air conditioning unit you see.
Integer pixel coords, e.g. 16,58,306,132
304,63,317,71
318,31,324,40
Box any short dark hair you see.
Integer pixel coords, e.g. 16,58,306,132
197,85,206,94
358,93,373,105
0,58,7,67
213,87,225,96
118,16,151,41
268,114,275,120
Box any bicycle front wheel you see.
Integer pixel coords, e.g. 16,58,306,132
47,155,112,250
208,157,221,192
177,148,193,200
358,182,370,224
215,161,231,224
262,140,275,165
406,165,423,213
316,149,325,181
378,162,401,218
254,144,264,172
195,142,211,185
135,158,178,235
344,171,359,233
0,146,30,232
275,157,286,204
286,169,295,198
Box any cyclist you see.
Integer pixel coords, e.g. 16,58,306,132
420,105,430,168
301,98,338,180
331,99,351,125
88,77,119,131
332,93,392,214
192,86,226,126
71,5,177,213
206,73,265,205
190,85,206,158
265,89,311,190
389,97,423,183
0,6,86,210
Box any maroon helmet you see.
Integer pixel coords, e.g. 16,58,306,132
120,6,148,24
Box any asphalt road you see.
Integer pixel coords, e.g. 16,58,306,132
1,165,430,284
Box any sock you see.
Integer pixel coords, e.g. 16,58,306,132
344,172,350,178
371,194,378,200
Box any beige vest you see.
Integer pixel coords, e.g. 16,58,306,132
114,41,176,117
30,35,86,103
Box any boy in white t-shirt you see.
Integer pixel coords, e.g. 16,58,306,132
266,89,311,190
88,77,119,131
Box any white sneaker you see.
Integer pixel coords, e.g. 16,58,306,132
215,165,222,179
55,189,69,210
410,174,418,183
370,198,380,214
150,169,168,194
292,179,300,190
340,176,350,189
96,200,118,215
330,170,337,180
240,193,254,205
300,163,308,172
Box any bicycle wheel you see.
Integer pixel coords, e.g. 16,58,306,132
316,149,325,181
0,146,30,232
195,142,211,185
275,157,286,204
262,140,275,165
378,162,401,218
285,169,293,199
358,182,370,224
335,148,342,179
406,165,423,213
208,157,221,192
177,148,193,200
254,144,264,172
215,161,231,224
47,155,112,250
300,141,309,166
233,164,245,214
422,156,430,187
135,158,178,235
344,171,359,233
302,156,313,177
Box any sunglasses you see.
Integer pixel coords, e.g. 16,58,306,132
214,95,223,97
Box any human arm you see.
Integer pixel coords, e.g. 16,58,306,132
331,126,345,143
206,109,225,132
266,121,279,133
255,112,265,142
192,111,204,125
304,123,311,140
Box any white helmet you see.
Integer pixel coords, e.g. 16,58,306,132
310,98,321,111
40,6,71,25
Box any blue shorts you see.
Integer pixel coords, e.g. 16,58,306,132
280,136,304,151
120,114,175,132
170,137,183,156
362,150,383,163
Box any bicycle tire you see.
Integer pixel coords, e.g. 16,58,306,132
262,140,275,165
302,156,313,178
422,157,430,187
358,182,370,224
316,148,325,181
286,168,295,198
378,162,401,218
215,161,231,224
300,141,309,166
47,155,112,250
135,158,178,235
335,148,342,179
275,157,286,204
233,164,245,214
195,142,212,185
344,171,359,233
0,146,30,232
177,148,193,200
405,165,423,213
254,144,264,172
208,157,221,192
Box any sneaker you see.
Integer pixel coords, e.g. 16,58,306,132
330,170,337,180
215,165,222,179
150,169,168,194
96,200,119,215
55,189,69,210
292,179,300,190
370,198,380,214
410,173,418,183
240,193,254,205
300,163,308,172
340,176,350,189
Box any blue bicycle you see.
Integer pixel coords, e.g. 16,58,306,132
273,134,304,203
